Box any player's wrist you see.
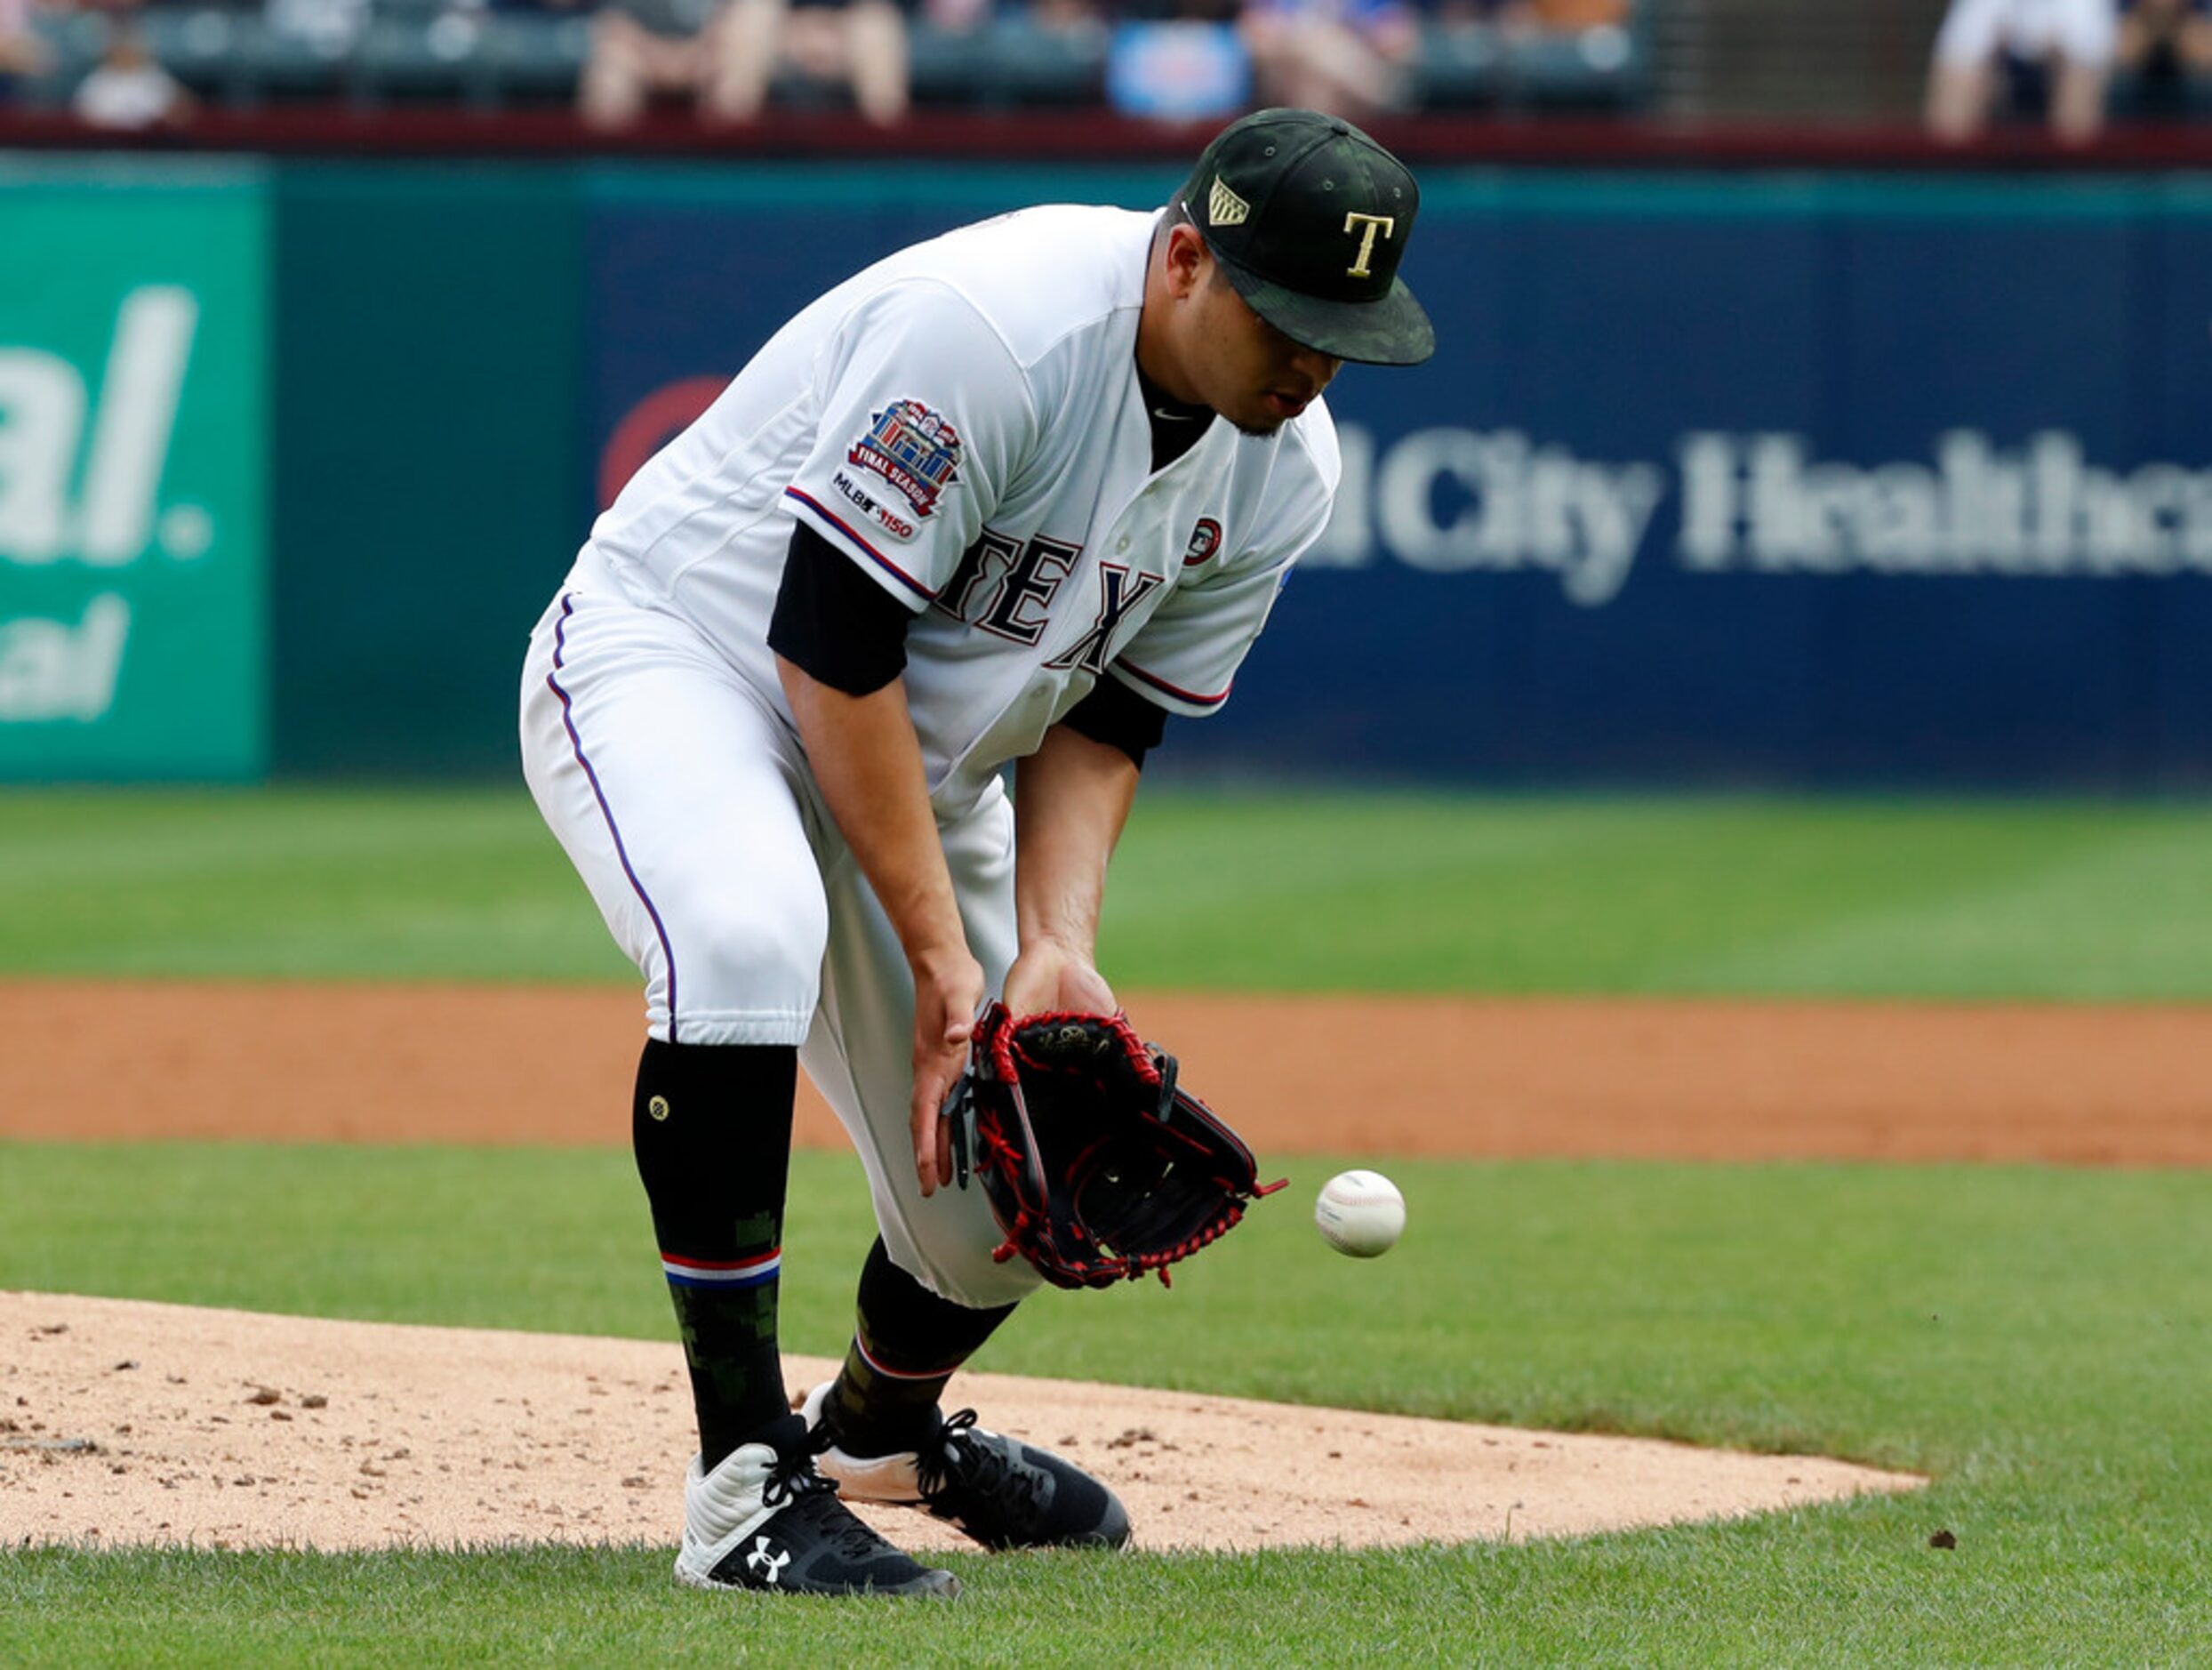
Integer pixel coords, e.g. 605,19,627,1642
1016,930,1098,969
906,935,981,984
1006,936,1114,1018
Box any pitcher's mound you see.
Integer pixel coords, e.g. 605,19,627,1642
0,1292,1919,1554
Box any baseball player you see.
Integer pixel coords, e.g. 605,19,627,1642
519,107,1432,1598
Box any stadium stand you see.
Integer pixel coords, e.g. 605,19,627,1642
2,0,1655,116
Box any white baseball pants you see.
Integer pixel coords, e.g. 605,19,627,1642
519,554,1042,1309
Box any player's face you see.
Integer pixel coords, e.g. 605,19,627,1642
1185,265,1342,437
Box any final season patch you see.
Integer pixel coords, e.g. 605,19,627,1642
848,398,964,519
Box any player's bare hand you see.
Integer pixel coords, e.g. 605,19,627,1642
1003,937,1116,1020
910,943,986,1197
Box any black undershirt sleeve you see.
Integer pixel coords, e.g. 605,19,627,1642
770,519,1167,763
766,522,914,697
1062,672,1168,768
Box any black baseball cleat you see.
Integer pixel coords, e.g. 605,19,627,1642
673,1417,959,1598
799,1383,1133,1552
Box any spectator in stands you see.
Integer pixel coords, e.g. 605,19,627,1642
1927,0,2120,143
1237,0,1417,117
0,0,56,101
72,19,193,127
712,0,913,124
2113,0,2212,115
579,0,741,126
581,0,914,128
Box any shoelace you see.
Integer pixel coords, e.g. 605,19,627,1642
916,1409,1046,1520
763,1452,895,1562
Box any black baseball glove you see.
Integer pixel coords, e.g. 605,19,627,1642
946,1002,1285,1289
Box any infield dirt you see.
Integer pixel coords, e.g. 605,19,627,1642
0,1292,1919,1555
15,977,2192,1556
7,979,2208,1162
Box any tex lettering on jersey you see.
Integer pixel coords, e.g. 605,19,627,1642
936,529,1168,675
1046,564,1166,673
847,398,963,520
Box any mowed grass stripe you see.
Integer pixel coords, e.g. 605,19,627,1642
0,789,632,983
3,1143,2210,1662
6,788,2212,997
5,1513,2202,1670
1671,815,2212,998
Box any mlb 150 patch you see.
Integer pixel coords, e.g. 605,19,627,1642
830,468,918,542
849,398,964,519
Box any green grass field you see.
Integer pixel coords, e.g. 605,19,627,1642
4,787,2210,1665
8,786,2212,997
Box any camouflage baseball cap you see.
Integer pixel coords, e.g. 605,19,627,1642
1176,108,1434,368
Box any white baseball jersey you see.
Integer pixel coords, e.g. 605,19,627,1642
584,203,1342,815
523,203,1342,1307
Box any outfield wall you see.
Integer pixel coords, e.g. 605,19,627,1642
7,158,2212,786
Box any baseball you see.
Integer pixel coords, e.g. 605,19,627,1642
1314,1169,1406,1257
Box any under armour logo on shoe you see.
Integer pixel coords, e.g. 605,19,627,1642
746,1536,790,1585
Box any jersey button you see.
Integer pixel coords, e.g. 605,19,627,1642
1116,536,1131,552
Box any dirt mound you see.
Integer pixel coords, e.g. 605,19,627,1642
0,1293,1919,1555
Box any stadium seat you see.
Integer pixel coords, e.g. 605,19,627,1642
1413,20,1503,110
139,8,251,102
476,13,590,108
347,12,486,108
982,13,1106,108
910,17,1105,110
1502,16,1650,110
1418,2,1653,115
18,8,113,109
139,8,355,106
905,21,974,106
2106,63,2212,124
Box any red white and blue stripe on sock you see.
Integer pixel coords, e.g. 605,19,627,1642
851,1329,955,1382
660,1248,781,1290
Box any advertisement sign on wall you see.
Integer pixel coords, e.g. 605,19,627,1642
0,169,268,780
17,159,2203,787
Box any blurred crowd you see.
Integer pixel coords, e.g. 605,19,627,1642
20,0,2212,140
0,0,1644,129
1926,0,2212,141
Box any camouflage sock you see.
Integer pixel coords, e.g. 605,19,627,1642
631,1038,796,1470
829,1236,1014,1457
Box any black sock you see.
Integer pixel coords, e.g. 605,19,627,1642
827,1237,1014,1456
631,1038,797,1471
